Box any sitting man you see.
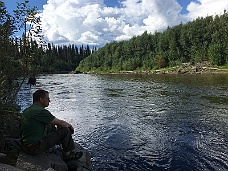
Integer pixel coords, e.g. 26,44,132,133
20,89,82,161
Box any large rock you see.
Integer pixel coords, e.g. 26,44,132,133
16,142,92,171
16,151,68,171
68,142,92,171
0,163,23,171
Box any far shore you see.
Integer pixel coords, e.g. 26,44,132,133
75,64,228,75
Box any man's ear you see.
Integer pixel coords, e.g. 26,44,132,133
40,98,43,102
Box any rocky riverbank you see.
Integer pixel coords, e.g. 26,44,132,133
151,62,228,75
0,141,92,171
80,62,228,75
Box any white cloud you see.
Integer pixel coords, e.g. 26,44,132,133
186,0,228,19
40,0,228,46
78,31,99,45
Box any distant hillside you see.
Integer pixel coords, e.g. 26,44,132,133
76,11,228,73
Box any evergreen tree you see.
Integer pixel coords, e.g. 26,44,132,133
76,11,228,73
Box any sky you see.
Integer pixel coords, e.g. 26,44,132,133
2,0,228,47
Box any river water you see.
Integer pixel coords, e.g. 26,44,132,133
17,73,228,171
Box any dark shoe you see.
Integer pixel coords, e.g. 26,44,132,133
63,151,83,161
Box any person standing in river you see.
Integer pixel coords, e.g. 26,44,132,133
20,89,83,161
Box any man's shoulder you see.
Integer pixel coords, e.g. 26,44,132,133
23,104,50,115
25,104,46,111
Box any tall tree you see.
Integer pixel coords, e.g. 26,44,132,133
14,0,42,73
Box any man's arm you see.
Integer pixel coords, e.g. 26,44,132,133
50,118,74,134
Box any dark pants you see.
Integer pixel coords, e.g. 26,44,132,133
22,126,75,155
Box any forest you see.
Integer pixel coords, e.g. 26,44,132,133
76,11,228,73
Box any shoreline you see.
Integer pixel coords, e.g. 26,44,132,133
75,62,228,75
79,67,228,75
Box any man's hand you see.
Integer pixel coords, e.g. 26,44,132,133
50,118,74,134
68,125,74,134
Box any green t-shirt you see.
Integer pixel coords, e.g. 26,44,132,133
20,104,55,144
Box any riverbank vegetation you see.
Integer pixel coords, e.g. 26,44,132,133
76,11,228,73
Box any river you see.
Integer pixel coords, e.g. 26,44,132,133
17,73,228,171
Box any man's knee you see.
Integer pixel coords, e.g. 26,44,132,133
58,127,71,136
47,124,57,134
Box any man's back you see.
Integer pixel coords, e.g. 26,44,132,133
20,104,55,144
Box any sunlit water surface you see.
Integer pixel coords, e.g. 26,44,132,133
17,74,228,171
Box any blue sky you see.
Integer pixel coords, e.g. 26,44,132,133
2,0,228,46
3,0,192,14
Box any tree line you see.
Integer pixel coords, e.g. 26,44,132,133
41,43,96,72
76,11,228,73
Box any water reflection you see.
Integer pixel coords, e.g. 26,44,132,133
17,74,228,171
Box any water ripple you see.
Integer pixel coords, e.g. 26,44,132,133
17,74,228,171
